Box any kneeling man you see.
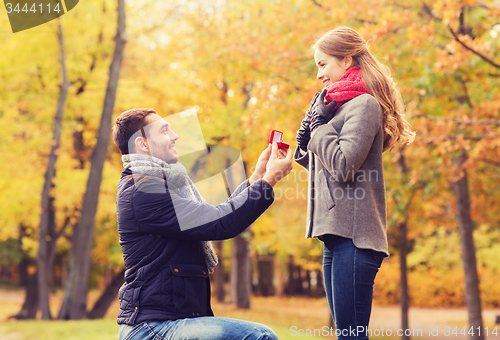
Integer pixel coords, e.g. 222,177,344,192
112,108,292,340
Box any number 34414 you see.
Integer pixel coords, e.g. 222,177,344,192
5,3,62,14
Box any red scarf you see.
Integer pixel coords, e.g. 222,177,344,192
324,66,370,111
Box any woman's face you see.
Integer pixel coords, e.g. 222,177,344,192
314,49,350,88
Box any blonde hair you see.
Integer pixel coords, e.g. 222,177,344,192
312,27,415,151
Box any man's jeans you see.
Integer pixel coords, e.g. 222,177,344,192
118,317,278,340
322,234,384,340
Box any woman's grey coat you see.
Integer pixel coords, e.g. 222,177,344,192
293,94,389,256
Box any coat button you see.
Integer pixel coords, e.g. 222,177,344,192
134,307,138,311
196,313,200,316
202,271,206,275
174,268,179,273
157,235,161,237
192,312,195,316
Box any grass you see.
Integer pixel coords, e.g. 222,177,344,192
0,319,119,340
0,288,327,340
2,287,494,340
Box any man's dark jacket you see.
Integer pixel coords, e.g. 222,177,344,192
116,167,274,325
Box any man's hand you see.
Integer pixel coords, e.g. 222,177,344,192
296,92,320,151
262,142,293,187
249,144,272,185
310,89,337,132
249,144,289,185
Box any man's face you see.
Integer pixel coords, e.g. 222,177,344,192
143,114,180,163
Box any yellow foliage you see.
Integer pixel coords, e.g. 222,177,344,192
374,255,500,308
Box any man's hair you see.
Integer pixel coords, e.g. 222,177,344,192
112,108,157,155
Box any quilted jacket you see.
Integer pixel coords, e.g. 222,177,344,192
116,167,274,325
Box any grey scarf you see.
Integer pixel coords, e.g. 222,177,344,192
122,153,218,272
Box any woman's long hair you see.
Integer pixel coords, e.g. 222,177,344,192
312,27,415,151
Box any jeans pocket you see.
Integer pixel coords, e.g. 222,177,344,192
119,322,148,340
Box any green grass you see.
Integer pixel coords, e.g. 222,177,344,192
0,319,119,340
0,288,329,339
0,321,328,340
2,288,484,340
0,321,326,340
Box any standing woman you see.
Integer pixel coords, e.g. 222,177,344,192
294,27,415,339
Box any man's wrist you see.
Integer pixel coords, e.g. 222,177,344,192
261,175,277,187
249,173,262,185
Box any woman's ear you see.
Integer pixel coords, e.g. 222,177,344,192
344,56,353,69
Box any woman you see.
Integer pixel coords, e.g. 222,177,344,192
293,27,415,339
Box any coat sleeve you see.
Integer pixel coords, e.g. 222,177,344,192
226,179,250,200
293,146,309,170
307,95,382,183
131,179,274,241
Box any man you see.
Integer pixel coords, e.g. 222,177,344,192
112,108,292,340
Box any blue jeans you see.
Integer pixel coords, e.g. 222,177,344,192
322,234,384,340
118,317,278,340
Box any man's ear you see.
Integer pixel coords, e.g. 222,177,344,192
134,136,149,153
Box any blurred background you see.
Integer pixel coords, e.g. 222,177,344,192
0,0,499,339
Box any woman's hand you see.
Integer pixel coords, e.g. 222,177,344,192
296,92,320,151
310,89,337,132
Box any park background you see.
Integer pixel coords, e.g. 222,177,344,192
0,0,499,339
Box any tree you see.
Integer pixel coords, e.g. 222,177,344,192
453,151,484,340
37,18,70,320
359,0,500,337
58,0,127,319
230,232,252,308
87,268,125,319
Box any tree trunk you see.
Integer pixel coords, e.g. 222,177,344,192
453,151,484,340
294,266,304,295
230,233,251,309
314,268,325,297
18,257,28,287
286,259,305,296
285,255,294,295
9,271,39,320
13,225,37,319
275,257,284,297
214,240,225,302
304,270,311,295
58,0,127,320
18,224,28,287
398,149,410,340
87,269,125,319
257,254,274,296
37,19,69,320
399,221,410,340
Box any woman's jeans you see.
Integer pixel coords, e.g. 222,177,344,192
322,234,384,340
118,317,278,340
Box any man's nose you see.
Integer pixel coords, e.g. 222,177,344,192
170,130,179,141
